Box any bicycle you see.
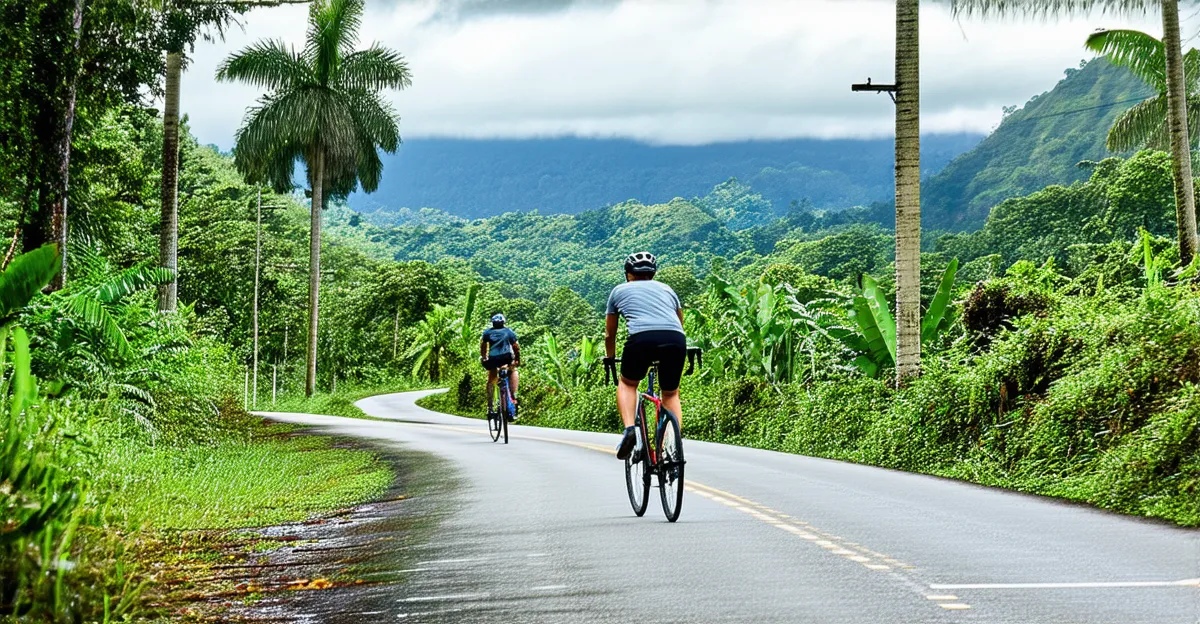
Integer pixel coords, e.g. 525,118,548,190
487,365,516,444
604,348,702,522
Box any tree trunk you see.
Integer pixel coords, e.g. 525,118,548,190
894,0,922,383
33,0,85,290
158,50,183,311
392,307,399,360
305,150,325,397
1161,0,1199,266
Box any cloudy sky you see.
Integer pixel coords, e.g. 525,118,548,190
182,0,1170,148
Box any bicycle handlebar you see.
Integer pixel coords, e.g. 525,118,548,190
602,348,703,386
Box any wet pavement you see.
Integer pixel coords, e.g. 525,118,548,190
247,391,1200,624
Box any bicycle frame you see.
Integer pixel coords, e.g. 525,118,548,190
497,367,515,416
636,366,666,467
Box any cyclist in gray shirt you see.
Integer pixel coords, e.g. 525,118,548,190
604,251,686,459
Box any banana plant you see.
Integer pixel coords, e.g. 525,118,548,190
456,283,481,354
0,246,80,550
839,258,959,378
702,274,845,384
538,333,602,391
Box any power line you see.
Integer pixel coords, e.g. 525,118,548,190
1014,94,1155,123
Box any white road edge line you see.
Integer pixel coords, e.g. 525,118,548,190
930,579,1200,590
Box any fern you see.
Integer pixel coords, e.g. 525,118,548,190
68,298,133,360
95,266,174,304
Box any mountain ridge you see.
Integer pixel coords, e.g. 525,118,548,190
347,134,983,219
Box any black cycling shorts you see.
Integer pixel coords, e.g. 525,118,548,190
483,353,514,371
621,330,686,392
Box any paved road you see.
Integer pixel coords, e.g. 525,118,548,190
259,391,1200,624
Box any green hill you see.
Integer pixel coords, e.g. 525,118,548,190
922,58,1151,230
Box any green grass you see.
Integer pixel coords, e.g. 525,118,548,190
267,378,430,420
100,425,392,530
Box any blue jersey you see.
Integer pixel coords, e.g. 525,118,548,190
482,327,518,357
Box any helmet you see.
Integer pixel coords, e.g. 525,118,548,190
491,313,506,328
624,251,657,275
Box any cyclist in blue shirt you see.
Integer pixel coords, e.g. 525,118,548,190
481,313,521,419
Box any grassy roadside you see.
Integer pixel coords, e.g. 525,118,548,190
102,422,393,531
107,384,422,619
265,379,431,420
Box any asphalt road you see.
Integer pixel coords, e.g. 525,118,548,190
259,390,1200,624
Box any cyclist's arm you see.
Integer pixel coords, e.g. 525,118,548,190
604,313,619,359
512,340,521,364
676,308,684,329
480,339,489,360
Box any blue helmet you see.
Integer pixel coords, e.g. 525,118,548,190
491,313,506,328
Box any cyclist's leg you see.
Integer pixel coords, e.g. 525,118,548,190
486,368,499,412
617,376,639,427
618,332,652,427
511,367,519,403
656,332,688,427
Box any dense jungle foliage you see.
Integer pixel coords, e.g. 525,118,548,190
1,0,1197,620
416,148,1200,528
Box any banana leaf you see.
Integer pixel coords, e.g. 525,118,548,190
921,258,959,345
848,294,894,373
860,274,896,363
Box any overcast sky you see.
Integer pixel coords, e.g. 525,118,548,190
182,0,1173,148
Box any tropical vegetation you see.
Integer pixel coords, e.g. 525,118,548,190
2,0,1200,620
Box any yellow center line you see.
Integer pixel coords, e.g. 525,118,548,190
384,417,966,613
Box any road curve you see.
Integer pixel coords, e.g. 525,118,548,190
258,390,1200,624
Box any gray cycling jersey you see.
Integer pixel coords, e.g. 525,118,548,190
605,280,684,336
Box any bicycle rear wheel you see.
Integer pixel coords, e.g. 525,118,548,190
625,416,650,516
499,385,510,445
657,410,684,522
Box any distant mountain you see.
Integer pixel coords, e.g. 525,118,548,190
348,134,983,219
922,58,1151,231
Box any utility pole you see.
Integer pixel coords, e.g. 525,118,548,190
251,192,286,408
253,189,261,408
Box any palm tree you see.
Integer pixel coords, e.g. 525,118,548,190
407,305,460,383
952,0,1198,266
894,0,922,383
143,0,307,313
218,0,411,396
1085,29,1200,152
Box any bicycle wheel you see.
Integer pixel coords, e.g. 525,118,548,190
488,408,502,442
657,410,685,522
499,384,510,445
625,414,650,516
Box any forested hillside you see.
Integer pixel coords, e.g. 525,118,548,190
922,58,1150,230
348,134,982,219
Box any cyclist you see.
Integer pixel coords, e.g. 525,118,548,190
481,313,521,421
603,251,686,460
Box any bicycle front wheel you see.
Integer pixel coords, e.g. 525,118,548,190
657,410,684,522
488,409,502,442
625,442,650,517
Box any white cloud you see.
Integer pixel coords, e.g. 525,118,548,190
181,0,1163,148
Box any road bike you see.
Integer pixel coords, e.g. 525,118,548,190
488,365,516,444
604,348,701,522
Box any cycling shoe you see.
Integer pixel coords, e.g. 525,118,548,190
615,426,637,460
